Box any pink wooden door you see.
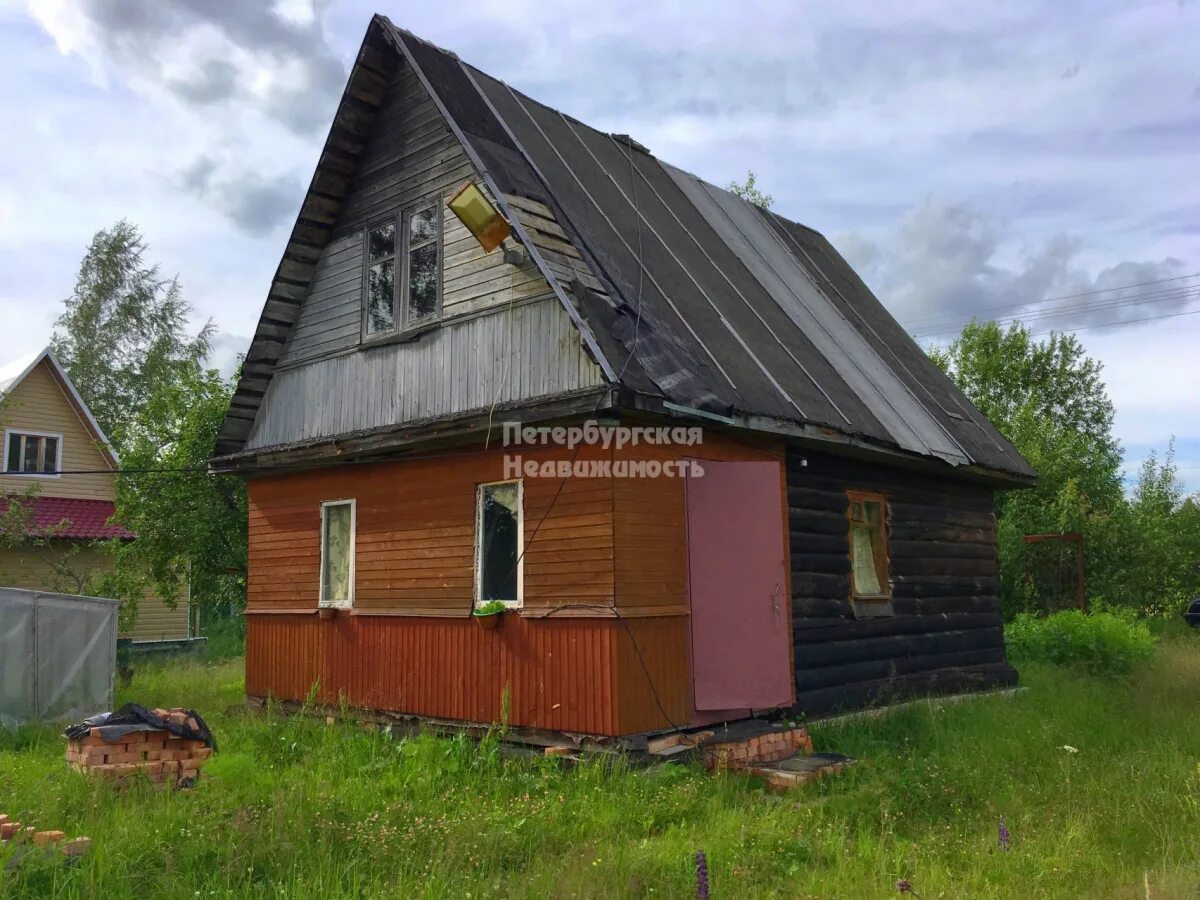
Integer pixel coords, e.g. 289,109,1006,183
686,460,792,712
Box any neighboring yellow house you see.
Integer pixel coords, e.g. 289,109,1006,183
0,347,194,643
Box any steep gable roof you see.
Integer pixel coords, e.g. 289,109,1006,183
216,15,1033,482
0,346,119,469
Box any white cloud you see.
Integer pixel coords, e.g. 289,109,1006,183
0,0,1196,488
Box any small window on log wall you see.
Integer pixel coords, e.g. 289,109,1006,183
847,491,893,618
475,480,523,608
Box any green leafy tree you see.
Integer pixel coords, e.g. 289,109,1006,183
727,170,774,209
49,221,245,632
95,364,247,633
51,220,213,449
1117,445,1200,616
930,321,1125,613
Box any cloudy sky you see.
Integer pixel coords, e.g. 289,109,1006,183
1,0,1196,489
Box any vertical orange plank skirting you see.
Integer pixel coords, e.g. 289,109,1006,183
249,613,604,735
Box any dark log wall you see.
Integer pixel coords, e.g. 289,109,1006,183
787,447,1017,716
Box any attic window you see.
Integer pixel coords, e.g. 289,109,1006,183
847,490,892,618
362,199,442,340
406,204,439,322
365,222,397,334
4,430,61,477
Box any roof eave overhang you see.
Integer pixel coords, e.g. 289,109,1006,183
614,388,1038,489
209,386,614,475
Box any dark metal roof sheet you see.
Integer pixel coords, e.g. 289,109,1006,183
384,22,1031,479
223,16,1032,481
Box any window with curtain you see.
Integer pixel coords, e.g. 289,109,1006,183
847,491,892,617
320,500,355,608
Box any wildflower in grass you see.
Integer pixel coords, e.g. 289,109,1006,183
1061,745,1079,754
998,817,1011,852
695,850,710,900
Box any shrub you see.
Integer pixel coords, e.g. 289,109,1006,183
1005,610,1156,673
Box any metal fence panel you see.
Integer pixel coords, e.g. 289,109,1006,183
0,587,117,725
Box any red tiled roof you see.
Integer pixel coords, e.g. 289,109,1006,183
10,497,135,540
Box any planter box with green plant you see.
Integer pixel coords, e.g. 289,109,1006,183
473,600,509,630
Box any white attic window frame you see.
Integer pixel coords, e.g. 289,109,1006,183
3,428,64,479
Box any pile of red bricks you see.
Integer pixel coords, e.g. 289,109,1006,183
0,814,90,857
702,726,814,771
65,710,212,787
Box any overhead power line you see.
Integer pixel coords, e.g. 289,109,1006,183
901,272,1200,330
910,286,1200,339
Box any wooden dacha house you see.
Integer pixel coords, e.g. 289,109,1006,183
212,16,1035,739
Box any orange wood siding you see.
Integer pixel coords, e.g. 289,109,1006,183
247,612,623,734
247,444,615,614
612,431,787,611
245,428,790,734
612,615,692,733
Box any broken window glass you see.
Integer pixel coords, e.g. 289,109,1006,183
366,258,395,334
406,204,439,322
477,481,521,605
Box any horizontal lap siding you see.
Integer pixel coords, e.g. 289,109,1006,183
0,543,189,640
247,445,615,612
788,448,1015,716
0,361,114,501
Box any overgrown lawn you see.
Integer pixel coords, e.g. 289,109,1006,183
2,634,1198,898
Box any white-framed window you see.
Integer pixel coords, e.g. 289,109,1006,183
474,480,523,608
319,499,356,608
3,429,63,477
362,198,442,340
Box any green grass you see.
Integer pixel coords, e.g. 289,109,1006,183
2,634,1199,898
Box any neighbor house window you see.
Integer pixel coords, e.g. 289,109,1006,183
847,491,891,616
320,499,356,608
4,430,61,476
362,199,441,338
475,480,523,607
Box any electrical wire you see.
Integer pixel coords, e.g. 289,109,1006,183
538,603,686,736
901,272,1200,331
909,286,1200,339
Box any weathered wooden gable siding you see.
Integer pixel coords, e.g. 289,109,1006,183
249,298,602,449
787,447,1016,715
0,360,114,501
277,57,556,358
252,59,603,451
